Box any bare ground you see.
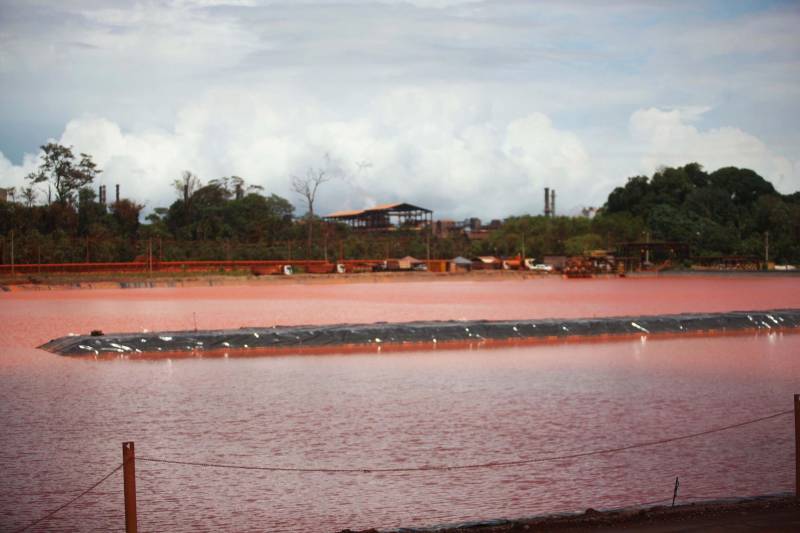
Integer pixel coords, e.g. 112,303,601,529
338,495,800,533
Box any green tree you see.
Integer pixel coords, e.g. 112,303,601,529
25,143,101,204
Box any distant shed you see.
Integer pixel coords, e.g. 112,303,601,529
398,255,424,270
450,256,472,272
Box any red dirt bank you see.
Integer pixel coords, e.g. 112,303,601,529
340,496,800,532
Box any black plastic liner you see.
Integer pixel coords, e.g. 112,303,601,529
39,308,800,357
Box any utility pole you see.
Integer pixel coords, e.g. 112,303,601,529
765,231,770,269
10,230,14,277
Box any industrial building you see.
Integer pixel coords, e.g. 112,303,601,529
325,203,432,231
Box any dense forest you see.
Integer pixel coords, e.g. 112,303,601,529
487,163,800,264
1,144,798,265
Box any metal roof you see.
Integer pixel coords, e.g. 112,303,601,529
326,209,365,218
326,202,431,218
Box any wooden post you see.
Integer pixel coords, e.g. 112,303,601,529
795,394,800,498
122,441,138,533
426,224,431,262
672,476,679,506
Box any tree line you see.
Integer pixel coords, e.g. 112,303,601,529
485,163,799,264
1,143,798,265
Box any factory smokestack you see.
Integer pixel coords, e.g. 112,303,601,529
115,184,120,204
551,189,556,216
544,187,550,216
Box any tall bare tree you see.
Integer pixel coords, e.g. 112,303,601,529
172,171,202,202
291,166,333,258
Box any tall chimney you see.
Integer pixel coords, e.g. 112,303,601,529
551,189,556,217
98,185,105,204
544,187,550,216
115,184,120,204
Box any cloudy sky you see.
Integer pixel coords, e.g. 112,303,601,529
1,0,798,219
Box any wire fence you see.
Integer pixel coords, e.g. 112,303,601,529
9,408,796,532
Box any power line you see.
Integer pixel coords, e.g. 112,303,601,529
13,463,122,533
138,409,792,474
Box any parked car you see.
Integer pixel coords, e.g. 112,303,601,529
532,263,553,272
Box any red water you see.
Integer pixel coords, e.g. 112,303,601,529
1,276,799,532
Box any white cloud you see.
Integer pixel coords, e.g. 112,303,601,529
0,85,593,219
1,1,799,217
630,107,798,193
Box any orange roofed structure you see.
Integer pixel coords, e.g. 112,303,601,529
325,202,432,231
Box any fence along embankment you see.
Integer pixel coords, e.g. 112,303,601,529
10,401,800,533
39,308,800,357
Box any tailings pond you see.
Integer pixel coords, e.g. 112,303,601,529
1,276,799,532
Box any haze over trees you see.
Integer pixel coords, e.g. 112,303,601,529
1,144,798,265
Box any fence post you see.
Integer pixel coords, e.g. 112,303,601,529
122,441,138,533
795,394,799,499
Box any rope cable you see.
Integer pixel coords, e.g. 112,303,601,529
13,463,122,533
138,409,792,474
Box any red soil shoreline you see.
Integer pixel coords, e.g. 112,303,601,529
3,268,799,292
338,494,800,532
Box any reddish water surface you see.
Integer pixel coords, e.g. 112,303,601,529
1,276,799,532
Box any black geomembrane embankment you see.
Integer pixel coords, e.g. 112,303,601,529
38,309,800,356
